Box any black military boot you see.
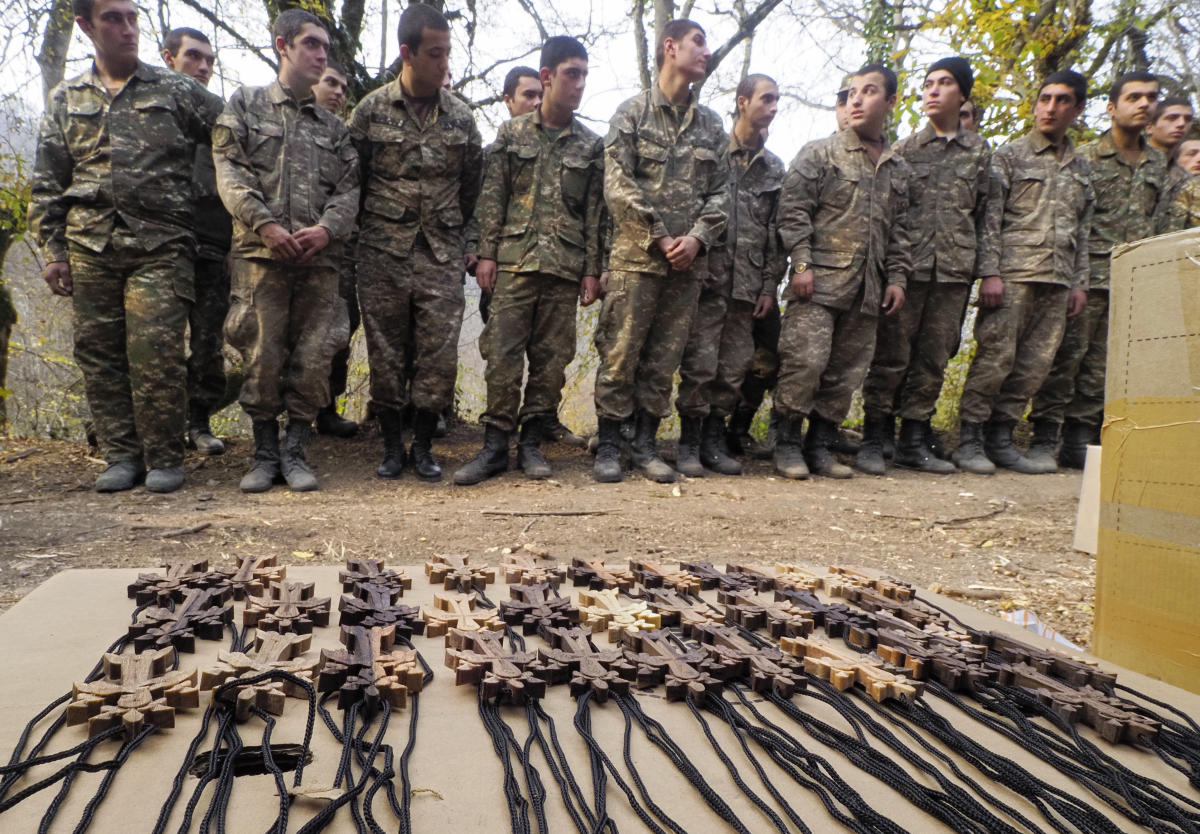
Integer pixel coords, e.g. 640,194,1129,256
1058,419,1093,470
772,413,809,480
983,419,1041,474
454,424,511,485
546,417,587,448
376,408,406,479
854,410,888,476
316,404,358,438
880,412,896,460
805,415,853,478
96,460,144,493
925,418,950,460
187,403,225,455
700,414,742,475
281,421,319,491
1025,419,1061,474
240,420,281,493
516,417,552,480
894,418,956,473
409,409,443,481
951,421,994,474
675,416,705,477
630,410,676,483
593,418,624,483
725,406,755,456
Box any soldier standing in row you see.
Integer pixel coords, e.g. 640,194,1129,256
676,73,783,477
953,71,1093,475
454,36,603,485
1028,72,1167,471
214,9,360,493
774,64,911,480
350,3,483,482
593,19,729,484
29,0,223,493
859,58,988,475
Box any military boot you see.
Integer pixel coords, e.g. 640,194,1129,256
95,461,144,493
409,409,443,481
376,408,406,479
593,418,624,483
187,403,225,455
546,417,587,448
983,419,1041,474
146,466,185,493
630,410,676,483
925,418,950,460
725,406,756,457
894,418,956,474
316,404,358,438
951,421,995,474
1025,420,1061,474
700,414,742,475
880,412,896,460
516,417,552,480
854,410,889,476
240,420,281,493
772,414,809,480
805,415,853,479
455,424,511,485
1058,419,1093,470
675,416,705,477
280,421,319,491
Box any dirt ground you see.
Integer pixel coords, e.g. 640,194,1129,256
0,427,1096,647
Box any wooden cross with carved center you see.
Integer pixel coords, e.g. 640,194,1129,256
629,558,701,594
243,580,331,635
340,558,412,595
617,629,730,702
566,557,635,592
691,623,806,699
779,633,923,703
215,553,287,601
499,583,577,635
425,553,496,593
67,646,199,739
318,624,424,716
200,631,318,721
445,628,554,703
339,581,424,639
637,586,724,637
774,587,870,639
129,586,232,653
537,625,634,702
987,631,1116,690
577,588,661,642
679,561,761,596
826,565,914,601
718,588,816,639
421,591,505,639
501,552,566,588
127,558,224,606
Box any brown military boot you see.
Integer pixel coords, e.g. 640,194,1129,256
951,421,994,474
772,414,809,480
700,414,742,475
983,419,1041,474
804,415,853,479
1025,419,1060,474
630,410,676,483
675,416,705,477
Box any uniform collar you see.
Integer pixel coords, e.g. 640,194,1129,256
530,107,577,137
1095,128,1148,162
840,125,895,163
650,82,694,112
78,59,155,91
1027,128,1075,162
268,78,317,110
916,120,968,147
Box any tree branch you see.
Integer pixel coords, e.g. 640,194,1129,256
699,0,785,90
177,0,278,72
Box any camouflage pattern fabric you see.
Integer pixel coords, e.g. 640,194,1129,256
676,288,728,419
187,256,230,417
193,142,232,263
709,298,757,418
1166,174,1200,231
328,256,360,403
725,136,787,302
1030,289,1108,426
747,303,781,391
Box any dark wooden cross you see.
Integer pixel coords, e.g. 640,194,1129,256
826,565,914,601
127,558,223,606
502,552,566,588
774,587,870,639
499,583,577,635
340,558,412,595
629,558,701,594
577,588,661,642
67,646,199,738
724,563,776,592
339,580,424,638
243,580,331,635
860,625,990,693
425,553,496,593
215,553,286,601
566,557,635,592
421,591,505,639
445,628,554,703
618,629,730,702
538,625,634,703
691,623,805,699
719,589,816,639
318,624,424,715
637,586,724,637
680,561,760,596
200,631,318,721
129,586,232,652
987,631,1117,690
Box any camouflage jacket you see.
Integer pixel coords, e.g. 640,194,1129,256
213,80,359,267
1077,131,1169,290
476,109,604,281
29,61,224,264
977,130,1093,290
892,122,989,283
603,84,729,277
710,134,786,302
349,81,483,264
1167,174,1200,230
193,143,232,262
777,128,913,313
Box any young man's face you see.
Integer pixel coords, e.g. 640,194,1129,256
504,75,542,117
544,58,587,114
667,27,710,83
403,26,451,92
959,101,978,132
1177,139,1200,175
279,22,329,87
1033,83,1084,140
742,79,779,133
923,69,964,122
164,35,215,87
79,0,139,64
313,67,348,114
847,71,894,136
1148,104,1195,151
1107,81,1159,131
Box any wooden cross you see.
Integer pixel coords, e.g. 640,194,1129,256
537,626,634,702
724,563,776,592
830,585,947,632
67,647,199,739
501,552,566,588
857,625,990,692
421,592,505,639
215,553,286,601
628,558,701,594
127,558,223,606
499,583,577,635
339,581,424,638
566,557,635,592
779,633,922,703
691,623,805,699
340,558,412,595
637,586,724,636
617,629,729,702
773,562,827,592
577,588,661,642
445,628,554,703
773,587,870,639
243,581,331,635
680,561,759,596
826,566,914,601
129,586,232,653
425,553,496,593
986,631,1117,690
719,589,816,639
200,631,318,721
318,624,424,715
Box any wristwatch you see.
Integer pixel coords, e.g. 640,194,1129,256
793,262,809,273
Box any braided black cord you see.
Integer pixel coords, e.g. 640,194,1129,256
519,705,550,834
295,699,390,834
250,707,289,834
69,724,156,833
1117,684,1200,735
153,702,218,834
526,700,596,834
177,706,237,833
37,726,103,834
0,726,125,815
478,688,531,834
476,588,497,608
575,693,613,832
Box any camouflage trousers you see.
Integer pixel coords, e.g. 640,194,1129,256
1030,289,1108,426
677,293,756,419
959,282,1069,424
775,295,877,423
594,270,701,420
863,280,971,420
186,256,229,419
481,271,578,432
358,240,464,414
70,240,193,468
328,260,360,403
224,257,347,424
740,303,781,410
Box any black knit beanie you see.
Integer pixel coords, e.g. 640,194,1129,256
926,57,973,99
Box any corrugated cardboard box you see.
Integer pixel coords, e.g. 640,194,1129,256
1097,228,1200,693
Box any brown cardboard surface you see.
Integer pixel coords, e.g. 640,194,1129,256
1099,229,1200,692
1,567,1198,833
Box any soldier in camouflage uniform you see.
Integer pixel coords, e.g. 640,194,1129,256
593,19,729,484
1029,72,1168,471
676,74,784,477
859,58,988,476
349,4,483,482
1168,170,1200,229
453,37,603,486
28,0,223,494
953,71,1093,475
214,10,360,493
161,27,230,457
774,64,911,480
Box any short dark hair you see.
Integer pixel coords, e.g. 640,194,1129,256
1109,70,1157,102
323,57,346,77
1153,96,1194,122
852,64,897,97
72,0,94,20
503,66,540,98
163,27,209,57
397,3,449,57
273,9,324,57
656,19,703,70
1038,70,1087,105
961,98,983,123
735,73,776,119
540,36,587,73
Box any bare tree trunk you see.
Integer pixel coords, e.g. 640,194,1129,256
36,0,73,102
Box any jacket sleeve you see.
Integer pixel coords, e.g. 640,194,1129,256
583,138,605,277
474,131,511,262
176,75,224,144
761,182,786,297
317,125,361,241
776,142,823,270
971,145,991,279
603,105,668,252
975,149,1010,279
884,165,913,291
685,128,729,249
27,86,72,264
458,116,484,252
211,90,277,234
1073,178,1093,292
